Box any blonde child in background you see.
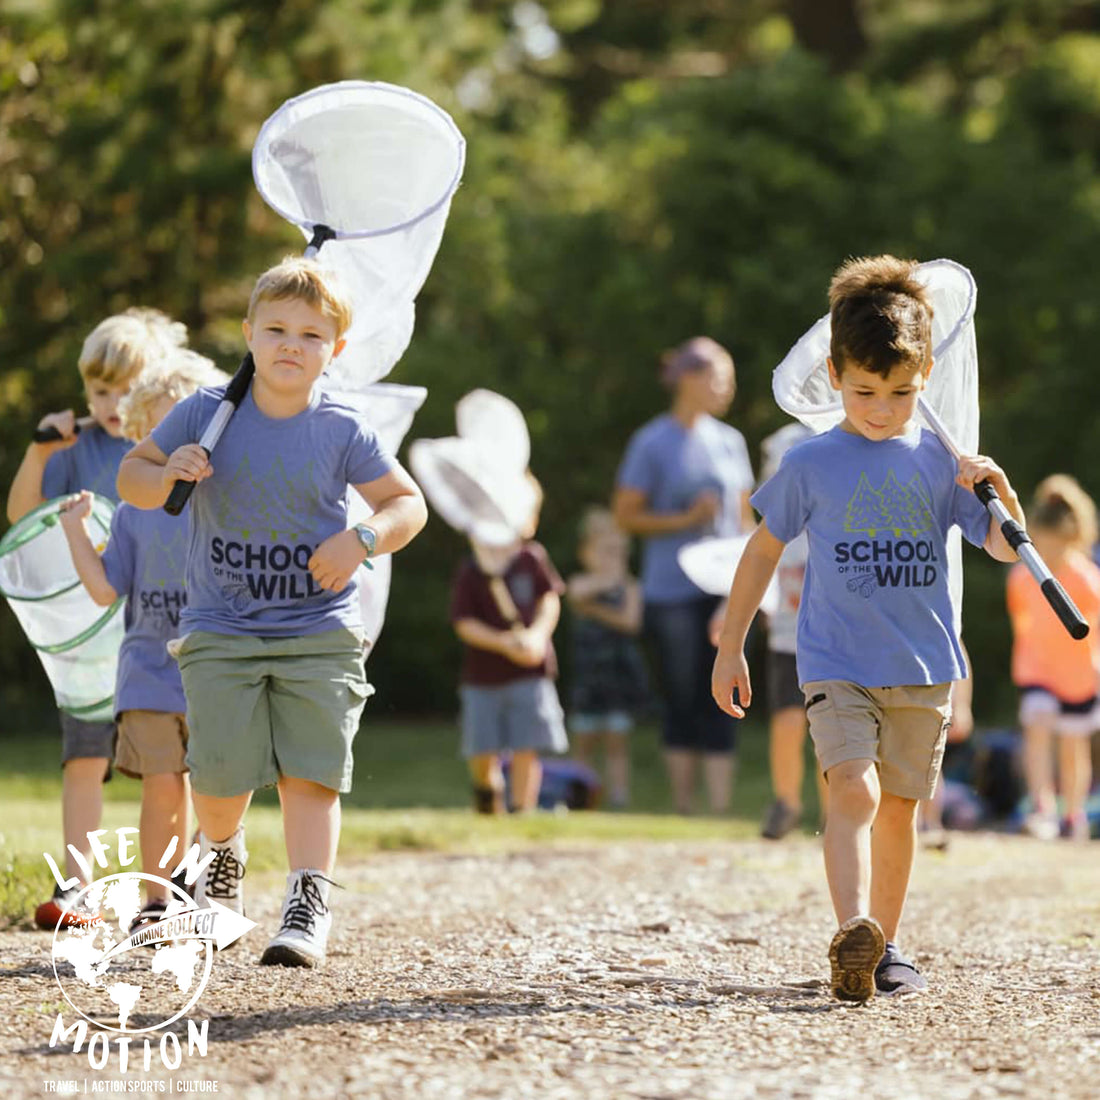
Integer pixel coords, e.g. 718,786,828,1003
1008,475,1100,842
6,308,184,929
566,507,648,809
59,354,229,931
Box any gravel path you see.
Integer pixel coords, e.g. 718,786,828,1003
2,832,1098,1099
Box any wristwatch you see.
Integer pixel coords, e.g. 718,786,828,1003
353,523,376,571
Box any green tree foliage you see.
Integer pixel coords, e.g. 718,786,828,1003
4,1,1100,720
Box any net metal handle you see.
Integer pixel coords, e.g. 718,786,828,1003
918,396,1089,640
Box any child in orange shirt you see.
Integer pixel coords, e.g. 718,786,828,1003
1007,475,1100,841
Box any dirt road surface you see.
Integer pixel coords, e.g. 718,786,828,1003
3,833,1098,1099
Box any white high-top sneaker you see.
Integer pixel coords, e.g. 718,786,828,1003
193,828,248,924
260,870,337,968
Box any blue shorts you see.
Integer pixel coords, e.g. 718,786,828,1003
460,678,568,759
59,712,115,781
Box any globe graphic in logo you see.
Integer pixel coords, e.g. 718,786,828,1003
52,873,214,1034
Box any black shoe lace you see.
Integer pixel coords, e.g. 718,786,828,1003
205,847,245,899
281,873,338,933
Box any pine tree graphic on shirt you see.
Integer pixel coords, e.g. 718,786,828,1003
844,473,892,536
214,455,321,541
140,527,187,589
880,471,929,536
844,470,933,537
907,474,937,533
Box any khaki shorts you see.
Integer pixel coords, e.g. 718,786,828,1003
803,680,952,800
115,710,189,778
174,628,371,798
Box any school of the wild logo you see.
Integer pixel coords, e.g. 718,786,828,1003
836,469,941,599
206,455,330,609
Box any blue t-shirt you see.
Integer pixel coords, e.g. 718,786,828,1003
42,425,130,502
616,414,754,603
151,385,394,637
101,503,188,715
751,425,990,688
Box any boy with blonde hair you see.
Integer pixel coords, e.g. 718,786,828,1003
118,257,427,967
712,255,1024,1001
6,306,183,929
59,353,228,932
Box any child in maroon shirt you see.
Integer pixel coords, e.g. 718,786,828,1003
450,540,569,812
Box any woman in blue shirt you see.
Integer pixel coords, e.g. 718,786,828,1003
613,336,754,814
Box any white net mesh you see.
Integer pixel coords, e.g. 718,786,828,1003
253,81,466,388
410,390,538,548
771,258,980,633
0,495,123,719
334,383,428,653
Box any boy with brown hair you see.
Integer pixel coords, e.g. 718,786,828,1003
6,307,183,929
712,255,1024,1001
118,257,427,968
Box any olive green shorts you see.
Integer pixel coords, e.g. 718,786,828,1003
803,680,952,801
173,628,371,798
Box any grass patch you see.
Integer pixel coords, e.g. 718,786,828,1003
0,714,823,927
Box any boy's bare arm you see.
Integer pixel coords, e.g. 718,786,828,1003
711,522,786,718
310,466,428,593
955,455,1024,563
6,415,81,523
118,437,210,510
58,492,119,607
351,465,428,556
7,446,50,525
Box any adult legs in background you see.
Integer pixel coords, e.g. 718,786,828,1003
664,749,696,815
646,597,737,815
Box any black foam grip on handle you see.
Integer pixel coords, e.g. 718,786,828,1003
33,417,92,443
33,425,73,443
163,353,254,517
973,478,997,507
1041,578,1091,640
164,458,206,516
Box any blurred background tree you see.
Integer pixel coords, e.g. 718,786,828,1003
4,0,1100,722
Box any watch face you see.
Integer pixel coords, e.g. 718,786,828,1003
357,525,376,555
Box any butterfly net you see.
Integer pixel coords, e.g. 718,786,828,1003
253,80,466,389
0,495,124,720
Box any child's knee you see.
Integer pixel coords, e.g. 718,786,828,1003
825,760,879,817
